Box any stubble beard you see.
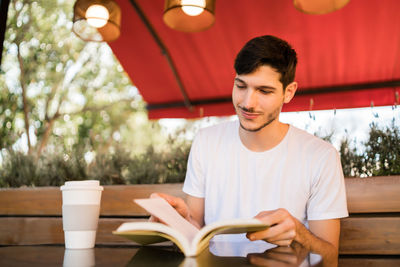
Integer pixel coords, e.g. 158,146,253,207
237,105,281,132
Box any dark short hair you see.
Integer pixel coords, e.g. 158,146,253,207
234,35,297,89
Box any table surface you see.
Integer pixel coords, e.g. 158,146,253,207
0,242,326,267
2,243,399,267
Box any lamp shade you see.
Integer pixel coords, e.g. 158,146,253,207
163,0,216,32
293,0,350,15
73,0,121,42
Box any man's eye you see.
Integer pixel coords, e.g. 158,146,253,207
260,90,272,94
236,84,246,89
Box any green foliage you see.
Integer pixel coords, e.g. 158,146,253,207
364,121,400,176
126,142,190,184
36,148,89,186
0,151,38,187
339,139,364,177
340,120,400,177
0,148,89,187
0,139,191,188
0,0,193,188
0,90,19,148
1,0,144,155
89,147,131,185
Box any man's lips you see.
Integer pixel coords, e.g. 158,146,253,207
240,108,262,120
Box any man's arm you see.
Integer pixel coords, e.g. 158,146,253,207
307,219,340,254
296,219,340,266
186,195,205,228
150,193,205,229
246,209,339,266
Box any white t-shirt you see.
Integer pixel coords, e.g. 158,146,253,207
183,120,348,248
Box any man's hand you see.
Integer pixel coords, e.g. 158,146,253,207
247,209,340,267
246,208,300,246
149,192,202,229
149,192,190,221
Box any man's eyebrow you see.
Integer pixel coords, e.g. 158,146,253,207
235,77,277,90
234,77,246,84
256,85,277,91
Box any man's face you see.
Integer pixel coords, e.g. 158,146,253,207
232,65,286,132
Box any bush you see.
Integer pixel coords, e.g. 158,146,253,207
0,149,88,187
125,143,189,184
340,120,400,177
37,148,89,186
339,139,364,177
0,151,38,187
0,140,191,188
364,121,400,176
89,148,131,185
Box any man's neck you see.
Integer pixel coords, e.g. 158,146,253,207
239,120,289,152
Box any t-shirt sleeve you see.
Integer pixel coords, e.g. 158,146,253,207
182,130,205,198
307,146,349,220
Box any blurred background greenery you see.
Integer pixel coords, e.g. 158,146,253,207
1,0,399,187
0,0,204,187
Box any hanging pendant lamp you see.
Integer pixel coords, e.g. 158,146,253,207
73,0,121,42
163,0,216,32
293,0,350,15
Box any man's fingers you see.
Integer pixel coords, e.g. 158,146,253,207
151,192,176,205
149,193,159,199
173,199,190,219
247,230,295,246
149,215,168,225
254,209,289,226
247,219,295,241
268,229,296,243
270,239,293,247
149,192,189,219
249,208,299,247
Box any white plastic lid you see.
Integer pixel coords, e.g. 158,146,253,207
60,180,103,191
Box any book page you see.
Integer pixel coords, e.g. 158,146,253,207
114,221,192,253
193,218,269,254
135,198,199,243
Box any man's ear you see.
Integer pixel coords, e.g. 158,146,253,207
283,82,298,104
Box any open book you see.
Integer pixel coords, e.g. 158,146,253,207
113,198,269,257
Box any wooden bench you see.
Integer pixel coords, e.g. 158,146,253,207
1,176,399,265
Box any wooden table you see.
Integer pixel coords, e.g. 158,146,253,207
1,243,399,266
0,243,323,267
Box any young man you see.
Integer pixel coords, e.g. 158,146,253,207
153,35,348,265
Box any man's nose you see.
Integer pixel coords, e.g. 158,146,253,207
242,89,257,109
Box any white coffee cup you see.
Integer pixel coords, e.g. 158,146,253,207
60,180,104,249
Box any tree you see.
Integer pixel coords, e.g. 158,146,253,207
339,138,364,177
1,0,142,156
364,121,400,176
338,120,400,177
0,83,19,149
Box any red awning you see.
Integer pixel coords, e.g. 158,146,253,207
109,0,400,119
